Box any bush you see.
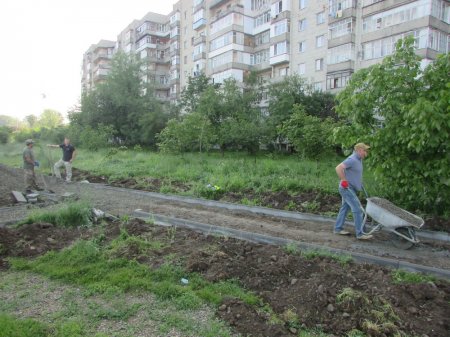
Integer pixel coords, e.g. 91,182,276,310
279,104,336,158
0,126,12,144
67,124,114,151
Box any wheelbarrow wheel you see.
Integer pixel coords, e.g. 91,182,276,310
390,227,415,250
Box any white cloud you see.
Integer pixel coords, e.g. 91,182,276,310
0,0,177,121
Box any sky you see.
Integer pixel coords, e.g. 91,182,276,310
0,0,177,121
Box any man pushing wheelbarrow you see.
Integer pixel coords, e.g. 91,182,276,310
333,143,424,248
334,143,373,240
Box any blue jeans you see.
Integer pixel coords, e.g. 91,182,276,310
335,186,364,237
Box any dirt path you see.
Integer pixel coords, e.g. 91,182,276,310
1,164,449,271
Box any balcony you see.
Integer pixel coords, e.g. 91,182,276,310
170,47,180,56
170,77,180,85
193,35,206,45
193,18,207,30
193,0,205,13
193,52,207,61
269,53,289,65
210,0,230,10
92,53,112,63
210,4,244,23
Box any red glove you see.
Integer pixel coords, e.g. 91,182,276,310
340,180,349,189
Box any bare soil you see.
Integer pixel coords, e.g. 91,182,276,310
1,164,449,271
1,218,449,337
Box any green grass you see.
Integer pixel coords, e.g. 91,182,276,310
18,201,92,228
9,233,259,310
284,245,353,267
0,270,233,337
391,270,437,284
0,313,105,337
0,142,381,199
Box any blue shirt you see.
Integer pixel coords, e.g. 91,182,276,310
342,152,363,191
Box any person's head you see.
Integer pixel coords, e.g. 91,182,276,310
25,139,34,148
64,137,70,145
354,143,370,159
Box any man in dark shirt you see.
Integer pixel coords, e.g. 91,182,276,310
47,137,76,182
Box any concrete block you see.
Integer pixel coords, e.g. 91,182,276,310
11,191,27,203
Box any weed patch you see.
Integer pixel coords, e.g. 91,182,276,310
302,249,352,266
391,270,437,284
19,201,92,228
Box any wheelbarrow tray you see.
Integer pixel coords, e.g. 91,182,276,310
366,197,424,229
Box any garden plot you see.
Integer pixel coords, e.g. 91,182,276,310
1,215,449,337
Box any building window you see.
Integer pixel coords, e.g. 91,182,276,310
255,30,270,46
273,20,288,36
298,63,306,75
254,10,271,27
329,18,353,39
252,0,270,11
250,49,270,65
298,18,307,31
279,67,289,76
327,71,352,89
362,0,438,33
316,11,325,24
327,43,355,64
315,58,324,71
272,1,283,15
314,82,323,91
299,0,307,10
184,41,187,49
316,35,325,48
273,41,287,56
298,41,306,52
184,55,187,64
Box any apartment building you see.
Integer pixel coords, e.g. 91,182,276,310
81,40,115,92
81,0,449,98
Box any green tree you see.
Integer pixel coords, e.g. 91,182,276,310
279,104,336,158
267,75,336,142
334,37,450,214
74,51,168,146
179,73,212,114
0,126,11,144
25,114,39,128
157,113,215,153
38,109,64,128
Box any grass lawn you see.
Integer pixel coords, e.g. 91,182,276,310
0,142,382,200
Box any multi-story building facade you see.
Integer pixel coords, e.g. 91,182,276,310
81,40,115,92
81,0,449,99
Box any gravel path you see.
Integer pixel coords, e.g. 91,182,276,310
1,164,449,270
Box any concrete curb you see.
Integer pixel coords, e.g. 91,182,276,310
86,183,449,243
133,209,450,280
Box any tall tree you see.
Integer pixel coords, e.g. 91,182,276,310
335,37,450,214
74,51,168,146
24,115,38,128
38,109,64,128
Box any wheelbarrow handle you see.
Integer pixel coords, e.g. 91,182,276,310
362,185,369,199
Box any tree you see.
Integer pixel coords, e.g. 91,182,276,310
179,73,212,114
267,75,337,142
279,104,336,158
38,109,64,128
334,37,450,214
73,51,168,146
25,114,39,128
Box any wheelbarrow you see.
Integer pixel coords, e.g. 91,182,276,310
361,196,424,249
